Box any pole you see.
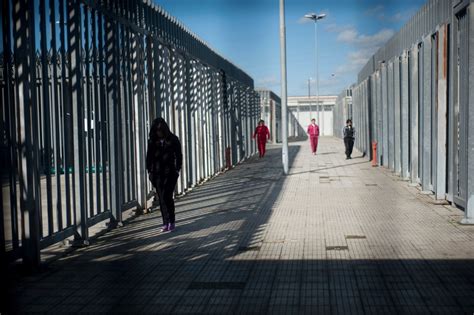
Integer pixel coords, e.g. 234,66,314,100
314,21,320,131
315,20,321,135
308,78,311,120
279,0,289,174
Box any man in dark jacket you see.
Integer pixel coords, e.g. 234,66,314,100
343,119,355,159
146,118,182,232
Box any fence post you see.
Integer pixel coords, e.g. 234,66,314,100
12,0,42,267
105,11,123,226
461,2,474,224
68,0,89,245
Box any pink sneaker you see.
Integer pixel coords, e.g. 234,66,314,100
161,224,170,232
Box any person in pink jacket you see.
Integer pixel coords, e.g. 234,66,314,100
307,118,320,155
253,119,271,158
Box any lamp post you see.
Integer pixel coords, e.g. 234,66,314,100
280,0,289,174
304,12,326,134
308,78,312,121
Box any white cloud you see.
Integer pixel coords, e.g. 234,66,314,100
327,25,395,77
365,5,415,23
336,27,395,48
336,28,359,43
324,23,354,33
365,5,384,17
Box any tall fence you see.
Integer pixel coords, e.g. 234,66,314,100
0,0,259,267
339,0,474,221
333,89,352,139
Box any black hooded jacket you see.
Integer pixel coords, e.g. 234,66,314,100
146,119,183,178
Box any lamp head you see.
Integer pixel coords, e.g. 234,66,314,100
304,13,326,21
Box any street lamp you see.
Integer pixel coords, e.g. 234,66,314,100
304,12,326,135
280,0,289,174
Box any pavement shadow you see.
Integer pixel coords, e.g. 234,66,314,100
4,144,474,314
4,145,299,310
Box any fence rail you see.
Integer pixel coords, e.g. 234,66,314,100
1,0,259,267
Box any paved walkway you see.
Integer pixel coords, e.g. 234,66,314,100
8,137,474,314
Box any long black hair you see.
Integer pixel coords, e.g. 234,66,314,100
149,117,172,142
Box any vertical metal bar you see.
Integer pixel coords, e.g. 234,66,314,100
185,58,193,187
431,32,438,193
146,35,156,196
13,0,42,266
401,51,410,179
381,63,388,166
84,6,95,219
153,39,162,118
179,57,187,191
454,9,468,208
49,0,64,231
134,33,147,212
192,62,199,184
206,68,212,176
0,0,6,260
120,26,128,203
421,35,432,191
461,3,474,223
105,14,123,226
14,0,43,264
200,66,206,179
409,45,419,184
60,0,73,228
387,61,395,170
376,71,382,164
68,0,88,244
40,0,54,236
128,28,135,201
370,75,377,160
436,24,448,200
1,0,13,256
394,57,401,174
98,11,109,215
447,15,455,202
91,9,102,215
418,43,424,182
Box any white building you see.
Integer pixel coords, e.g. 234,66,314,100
288,95,337,137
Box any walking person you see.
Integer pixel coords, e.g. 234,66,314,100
146,118,182,232
343,119,355,159
253,119,270,158
307,118,320,155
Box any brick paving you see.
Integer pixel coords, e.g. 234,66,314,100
6,137,474,314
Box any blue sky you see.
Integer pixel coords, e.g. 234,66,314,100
154,0,426,96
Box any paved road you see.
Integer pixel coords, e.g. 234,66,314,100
7,137,474,314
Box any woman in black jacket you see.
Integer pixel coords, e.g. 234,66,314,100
146,118,183,232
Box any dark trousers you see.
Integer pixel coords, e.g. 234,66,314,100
154,172,179,225
344,137,354,158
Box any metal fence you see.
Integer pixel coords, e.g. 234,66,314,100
338,0,474,222
1,0,259,267
333,89,352,139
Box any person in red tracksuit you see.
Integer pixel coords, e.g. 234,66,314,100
307,118,320,155
253,119,270,158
